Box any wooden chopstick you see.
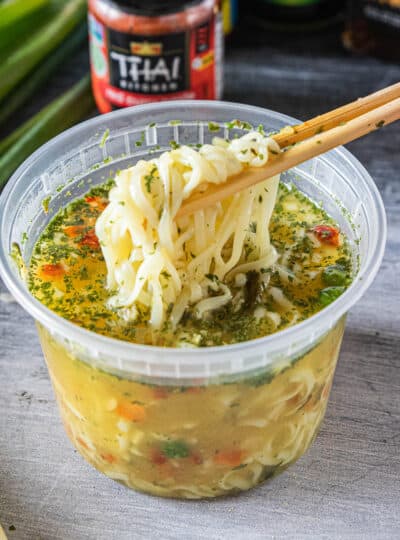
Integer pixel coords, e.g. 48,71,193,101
273,81,400,147
177,93,400,218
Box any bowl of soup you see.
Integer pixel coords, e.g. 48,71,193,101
0,101,386,499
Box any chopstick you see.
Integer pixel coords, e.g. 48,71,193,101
177,86,400,218
273,81,400,147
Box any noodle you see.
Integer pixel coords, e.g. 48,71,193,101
95,132,281,328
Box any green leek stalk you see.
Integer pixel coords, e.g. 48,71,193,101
0,22,88,126
0,0,86,101
0,75,95,189
0,0,50,31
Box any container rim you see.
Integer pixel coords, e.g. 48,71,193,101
0,100,387,365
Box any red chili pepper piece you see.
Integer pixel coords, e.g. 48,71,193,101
191,452,203,465
79,229,100,249
153,387,169,399
311,225,340,247
150,449,167,465
41,263,65,278
85,195,108,211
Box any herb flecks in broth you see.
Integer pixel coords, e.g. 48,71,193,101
28,182,352,347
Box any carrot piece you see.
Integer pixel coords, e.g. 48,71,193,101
40,262,65,278
101,453,117,464
64,224,86,238
76,436,90,450
115,402,146,422
85,195,108,210
150,449,167,465
213,449,245,467
153,387,169,399
311,225,340,247
79,229,100,249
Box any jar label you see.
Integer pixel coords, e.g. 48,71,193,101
89,11,222,112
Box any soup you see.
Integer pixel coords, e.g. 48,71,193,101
27,131,353,498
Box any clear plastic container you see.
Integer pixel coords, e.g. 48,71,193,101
0,101,386,499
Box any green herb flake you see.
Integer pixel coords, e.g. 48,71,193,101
144,166,158,193
162,440,189,458
208,121,220,132
42,196,51,214
248,222,257,233
99,128,110,149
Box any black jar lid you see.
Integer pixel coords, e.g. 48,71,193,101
111,0,204,16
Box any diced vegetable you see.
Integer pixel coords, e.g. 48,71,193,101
115,402,146,422
161,440,190,459
40,263,65,278
85,195,108,210
322,265,348,286
311,224,340,247
213,449,245,467
0,75,94,189
0,22,87,125
79,230,100,249
319,286,345,307
0,0,86,101
64,225,86,238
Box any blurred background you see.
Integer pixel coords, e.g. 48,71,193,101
0,0,399,197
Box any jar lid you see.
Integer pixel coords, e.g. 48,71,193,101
114,0,204,16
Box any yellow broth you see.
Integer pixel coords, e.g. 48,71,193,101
27,181,353,498
38,317,345,498
28,183,352,346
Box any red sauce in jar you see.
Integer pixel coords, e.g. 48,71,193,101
88,0,223,113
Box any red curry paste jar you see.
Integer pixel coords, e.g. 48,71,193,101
88,0,223,113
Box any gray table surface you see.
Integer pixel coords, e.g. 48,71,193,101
1,24,400,540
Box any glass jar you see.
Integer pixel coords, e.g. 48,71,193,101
88,0,223,113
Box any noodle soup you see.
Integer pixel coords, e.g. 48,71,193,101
28,157,352,497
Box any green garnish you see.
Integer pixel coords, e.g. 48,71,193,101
144,166,157,193
319,286,345,307
42,196,51,213
322,265,348,286
248,222,257,234
99,128,110,148
162,440,190,458
208,121,220,132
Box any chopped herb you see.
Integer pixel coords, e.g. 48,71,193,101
248,222,257,234
144,166,157,193
162,440,189,458
99,128,110,148
208,121,220,132
375,120,385,129
42,196,51,213
319,286,345,307
169,140,180,149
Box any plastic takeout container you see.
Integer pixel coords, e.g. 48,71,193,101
0,101,386,498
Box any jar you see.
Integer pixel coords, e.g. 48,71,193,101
88,0,223,113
